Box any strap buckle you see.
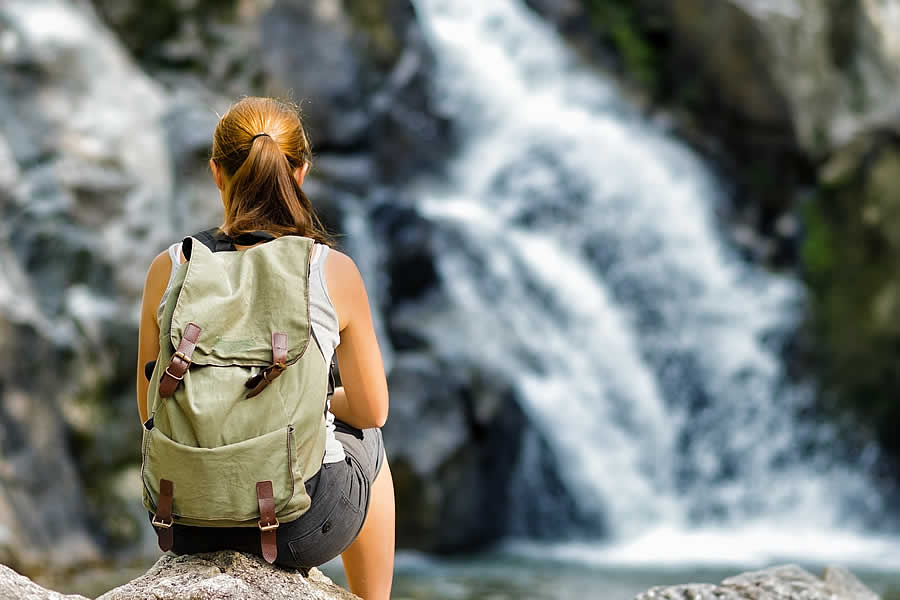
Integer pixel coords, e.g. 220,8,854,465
263,362,286,382
173,351,192,366
258,517,280,532
152,513,173,529
163,366,184,381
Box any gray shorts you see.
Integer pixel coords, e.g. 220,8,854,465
164,423,385,569
283,422,385,567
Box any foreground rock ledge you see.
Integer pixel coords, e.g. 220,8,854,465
0,556,883,600
636,564,880,600
95,552,359,600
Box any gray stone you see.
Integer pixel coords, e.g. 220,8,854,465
96,552,359,600
0,563,89,600
635,564,882,600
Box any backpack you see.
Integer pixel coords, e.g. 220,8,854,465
141,229,332,563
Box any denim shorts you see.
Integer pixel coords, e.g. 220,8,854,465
156,422,385,569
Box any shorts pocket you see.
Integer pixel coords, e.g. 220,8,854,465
286,493,365,568
340,457,366,515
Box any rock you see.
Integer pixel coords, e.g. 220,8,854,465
651,0,900,158
0,563,89,600
258,0,452,180
97,552,358,600
801,131,900,465
0,0,176,571
382,349,602,551
635,564,881,600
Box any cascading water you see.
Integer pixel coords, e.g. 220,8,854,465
401,0,900,568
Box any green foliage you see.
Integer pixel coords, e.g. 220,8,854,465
584,0,662,90
800,200,834,284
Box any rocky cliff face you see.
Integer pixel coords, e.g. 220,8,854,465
0,0,458,573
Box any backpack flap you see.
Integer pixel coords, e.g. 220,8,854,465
169,236,314,367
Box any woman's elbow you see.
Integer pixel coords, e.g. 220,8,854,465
373,404,388,429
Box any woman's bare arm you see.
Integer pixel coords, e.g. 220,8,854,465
325,250,389,429
136,251,172,424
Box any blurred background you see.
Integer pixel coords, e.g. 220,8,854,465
1,0,899,598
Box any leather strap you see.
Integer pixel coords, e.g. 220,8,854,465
245,333,288,398
159,323,202,397
256,480,279,564
152,478,174,552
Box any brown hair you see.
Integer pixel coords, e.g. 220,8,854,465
211,97,331,245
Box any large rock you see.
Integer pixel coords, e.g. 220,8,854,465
801,131,900,466
92,0,453,182
0,563,89,600
636,564,880,600
0,0,177,570
647,0,900,158
0,552,356,600
97,552,358,600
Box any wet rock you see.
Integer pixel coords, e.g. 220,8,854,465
259,0,453,180
97,552,358,600
635,564,880,600
383,352,600,552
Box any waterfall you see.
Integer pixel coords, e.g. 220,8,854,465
401,0,900,567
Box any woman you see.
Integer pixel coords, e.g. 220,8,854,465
136,97,394,600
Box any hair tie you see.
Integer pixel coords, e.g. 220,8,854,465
250,132,271,142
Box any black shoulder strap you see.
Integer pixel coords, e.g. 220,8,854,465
192,227,237,253
192,227,221,252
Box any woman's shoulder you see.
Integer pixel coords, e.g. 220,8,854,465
321,249,368,331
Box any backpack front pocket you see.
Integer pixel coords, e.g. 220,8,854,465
142,425,297,523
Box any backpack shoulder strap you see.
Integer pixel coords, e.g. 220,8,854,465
192,227,235,253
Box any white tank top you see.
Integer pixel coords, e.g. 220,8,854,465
157,240,346,464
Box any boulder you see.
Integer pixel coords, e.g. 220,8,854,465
647,0,900,158
0,563,89,600
636,564,880,600
97,552,358,600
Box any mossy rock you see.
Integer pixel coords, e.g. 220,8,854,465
802,132,900,459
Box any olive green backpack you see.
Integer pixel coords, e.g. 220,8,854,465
141,231,331,563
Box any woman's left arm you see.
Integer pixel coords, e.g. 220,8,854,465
136,251,173,424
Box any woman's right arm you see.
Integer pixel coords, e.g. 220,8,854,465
325,250,389,429
136,251,173,424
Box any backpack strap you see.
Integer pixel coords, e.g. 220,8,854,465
159,322,202,397
245,332,289,398
152,478,175,551
191,228,277,254
256,480,279,563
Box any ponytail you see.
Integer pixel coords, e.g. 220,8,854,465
211,97,331,245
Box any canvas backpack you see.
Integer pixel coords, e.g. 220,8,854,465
141,229,332,563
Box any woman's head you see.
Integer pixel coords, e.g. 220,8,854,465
210,97,330,244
